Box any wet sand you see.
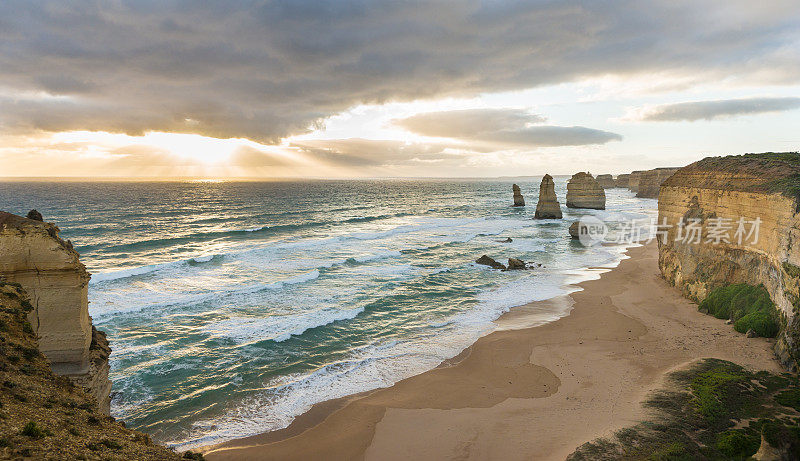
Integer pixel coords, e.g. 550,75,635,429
203,242,780,460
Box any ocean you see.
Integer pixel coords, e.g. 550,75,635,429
0,178,657,449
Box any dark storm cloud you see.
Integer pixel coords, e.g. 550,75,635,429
1,0,799,142
395,109,622,146
633,97,800,121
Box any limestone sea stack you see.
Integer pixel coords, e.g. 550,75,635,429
615,174,631,188
512,183,525,206
534,174,562,219
0,211,111,413
595,174,615,189
566,172,606,210
628,170,645,194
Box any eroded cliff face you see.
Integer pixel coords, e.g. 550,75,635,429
0,281,181,459
595,174,615,189
628,170,645,194
0,211,111,412
636,167,680,198
656,154,800,369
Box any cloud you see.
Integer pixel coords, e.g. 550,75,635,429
394,109,547,138
626,96,800,121
290,138,455,166
0,1,798,142
394,109,622,146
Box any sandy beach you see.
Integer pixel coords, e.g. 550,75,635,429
203,242,781,461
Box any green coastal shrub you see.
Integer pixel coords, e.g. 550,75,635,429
775,388,800,411
690,367,748,421
734,311,779,337
20,421,49,438
698,284,778,337
715,430,760,458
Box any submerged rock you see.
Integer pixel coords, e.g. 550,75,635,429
534,174,562,219
26,209,43,221
566,172,606,210
507,258,526,270
497,237,513,243
512,184,525,206
476,255,506,270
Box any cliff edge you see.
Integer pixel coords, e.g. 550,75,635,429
0,211,111,413
0,280,181,459
657,152,800,369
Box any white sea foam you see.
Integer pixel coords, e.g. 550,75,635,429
203,305,365,344
92,187,657,450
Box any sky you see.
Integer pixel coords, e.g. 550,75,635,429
1,0,799,179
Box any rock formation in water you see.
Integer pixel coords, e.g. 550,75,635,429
512,184,525,207
0,280,182,459
534,174,562,219
657,153,800,370
568,221,582,239
627,170,646,194
507,258,526,270
476,255,506,270
0,211,111,413
566,172,606,210
614,174,630,188
595,174,615,189
636,167,680,198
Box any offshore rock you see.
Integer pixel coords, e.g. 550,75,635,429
0,211,111,413
507,258,526,270
566,172,606,210
534,174,563,219
476,255,506,270
568,221,582,239
628,170,646,194
596,174,615,189
512,183,525,206
615,174,631,188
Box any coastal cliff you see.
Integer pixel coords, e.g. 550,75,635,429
636,167,680,198
656,153,800,369
0,280,181,459
0,212,111,413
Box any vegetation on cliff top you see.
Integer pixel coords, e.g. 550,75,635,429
699,284,779,338
0,280,194,460
669,152,800,209
568,359,800,460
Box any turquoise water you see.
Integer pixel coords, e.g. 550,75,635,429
0,179,657,448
